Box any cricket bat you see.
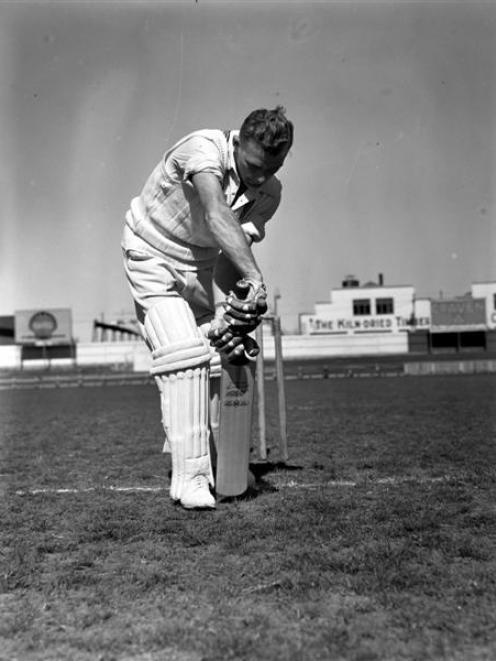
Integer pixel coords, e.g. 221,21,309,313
216,354,256,497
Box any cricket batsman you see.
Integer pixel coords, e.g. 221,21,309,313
122,106,293,509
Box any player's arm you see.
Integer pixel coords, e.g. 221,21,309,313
212,237,266,320
213,250,245,301
193,170,267,324
191,172,262,283
192,172,265,361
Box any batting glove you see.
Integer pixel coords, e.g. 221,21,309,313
228,335,260,366
207,319,260,364
223,278,268,334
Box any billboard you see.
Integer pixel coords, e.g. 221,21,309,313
15,308,73,345
431,298,486,331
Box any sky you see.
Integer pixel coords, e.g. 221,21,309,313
1,0,495,339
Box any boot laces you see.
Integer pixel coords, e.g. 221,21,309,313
192,474,208,491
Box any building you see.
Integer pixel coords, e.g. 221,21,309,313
2,278,496,371
299,275,496,356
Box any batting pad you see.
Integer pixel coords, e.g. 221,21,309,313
145,299,211,375
160,366,212,501
144,299,213,500
209,350,222,379
198,321,222,380
198,322,222,467
209,374,221,462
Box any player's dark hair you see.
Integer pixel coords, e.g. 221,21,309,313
240,106,294,155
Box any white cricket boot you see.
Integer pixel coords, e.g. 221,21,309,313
180,474,216,510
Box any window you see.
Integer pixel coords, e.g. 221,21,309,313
353,298,371,316
493,294,496,311
376,297,394,315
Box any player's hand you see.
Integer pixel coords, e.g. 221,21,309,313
228,335,260,366
207,318,245,361
207,319,260,364
223,278,267,334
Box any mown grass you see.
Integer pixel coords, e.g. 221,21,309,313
1,375,496,660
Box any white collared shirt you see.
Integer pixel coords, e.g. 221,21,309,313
125,129,282,270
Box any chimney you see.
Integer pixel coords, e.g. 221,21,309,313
378,273,384,286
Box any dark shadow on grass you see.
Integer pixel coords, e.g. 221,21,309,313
217,479,278,504
166,460,303,503
216,462,304,503
249,461,303,480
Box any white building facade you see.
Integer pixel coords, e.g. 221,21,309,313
299,276,496,357
471,282,496,330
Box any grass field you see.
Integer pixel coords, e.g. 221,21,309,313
1,374,496,661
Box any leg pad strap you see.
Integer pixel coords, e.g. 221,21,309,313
144,300,211,376
151,338,211,375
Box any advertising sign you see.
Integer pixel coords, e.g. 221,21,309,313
15,308,73,345
300,314,431,335
431,298,486,330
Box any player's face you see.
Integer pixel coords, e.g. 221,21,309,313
234,137,288,189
